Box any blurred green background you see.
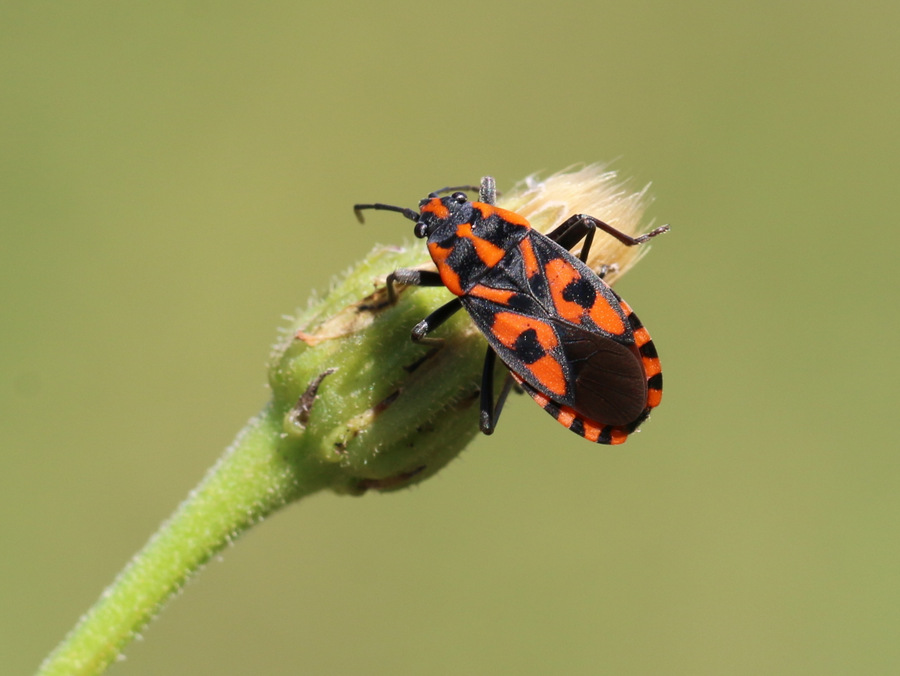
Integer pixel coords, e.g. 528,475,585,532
3,2,898,674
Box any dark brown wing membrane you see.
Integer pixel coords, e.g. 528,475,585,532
553,321,648,426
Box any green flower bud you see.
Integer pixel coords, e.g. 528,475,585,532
269,246,487,494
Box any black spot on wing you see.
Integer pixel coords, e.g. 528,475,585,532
561,276,597,309
513,328,547,365
505,292,534,313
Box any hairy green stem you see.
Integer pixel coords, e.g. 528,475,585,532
37,405,333,676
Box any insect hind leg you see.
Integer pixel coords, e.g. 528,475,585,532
546,215,670,263
479,347,516,435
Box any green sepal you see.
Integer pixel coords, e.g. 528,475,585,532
269,245,488,494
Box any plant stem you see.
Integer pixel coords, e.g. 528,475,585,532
37,403,333,676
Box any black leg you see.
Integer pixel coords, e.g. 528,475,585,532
386,268,444,303
545,215,596,263
480,347,497,434
383,268,462,343
410,297,464,343
492,373,516,431
479,347,516,435
546,215,669,262
368,268,462,343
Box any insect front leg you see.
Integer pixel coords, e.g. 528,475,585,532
373,268,464,345
383,269,464,345
360,268,444,312
385,268,444,304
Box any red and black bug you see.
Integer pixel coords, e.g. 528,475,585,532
354,177,667,444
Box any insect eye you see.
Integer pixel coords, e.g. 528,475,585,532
451,192,468,203
414,221,428,238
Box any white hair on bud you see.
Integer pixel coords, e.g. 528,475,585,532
498,164,656,285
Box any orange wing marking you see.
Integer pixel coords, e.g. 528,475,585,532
427,242,464,296
525,354,567,397
469,285,517,305
456,222,506,267
518,237,540,278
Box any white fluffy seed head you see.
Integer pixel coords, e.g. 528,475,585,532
497,164,657,285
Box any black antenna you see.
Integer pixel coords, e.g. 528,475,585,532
353,203,419,224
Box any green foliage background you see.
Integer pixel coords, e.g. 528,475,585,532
2,2,897,673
